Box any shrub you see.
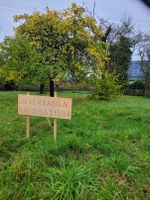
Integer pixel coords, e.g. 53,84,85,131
18,85,40,92
4,80,17,90
128,80,145,90
126,80,145,96
90,71,121,100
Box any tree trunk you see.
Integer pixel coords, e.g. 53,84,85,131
145,71,150,97
49,79,54,97
40,83,45,94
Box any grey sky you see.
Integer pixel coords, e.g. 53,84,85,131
0,0,150,41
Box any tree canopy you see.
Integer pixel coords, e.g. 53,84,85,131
101,17,134,87
138,34,150,97
0,36,36,84
13,3,108,87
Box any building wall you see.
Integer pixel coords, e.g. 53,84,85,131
128,61,144,81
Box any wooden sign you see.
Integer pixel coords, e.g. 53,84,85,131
18,93,72,142
18,94,72,119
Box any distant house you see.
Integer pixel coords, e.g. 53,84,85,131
128,61,144,82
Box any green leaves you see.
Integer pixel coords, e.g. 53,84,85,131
91,71,121,100
0,36,37,84
13,3,108,85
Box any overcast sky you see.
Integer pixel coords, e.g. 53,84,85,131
0,0,150,40
0,0,150,59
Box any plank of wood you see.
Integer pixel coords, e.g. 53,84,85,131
26,92,30,139
54,92,57,143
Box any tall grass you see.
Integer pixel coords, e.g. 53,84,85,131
0,92,150,199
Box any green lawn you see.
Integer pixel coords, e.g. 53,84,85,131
0,91,150,200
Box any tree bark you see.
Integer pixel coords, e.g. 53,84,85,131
40,83,45,94
49,79,54,97
145,71,150,97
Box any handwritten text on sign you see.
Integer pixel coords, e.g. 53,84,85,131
18,95,72,119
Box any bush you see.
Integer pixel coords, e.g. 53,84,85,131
126,80,145,96
18,85,40,92
57,81,91,93
90,71,121,100
128,80,145,90
4,80,17,91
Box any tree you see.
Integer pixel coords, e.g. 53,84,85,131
107,18,134,88
14,9,68,93
13,3,108,93
138,34,150,97
99,17,134,88
108,35,132,86
0,36,37,87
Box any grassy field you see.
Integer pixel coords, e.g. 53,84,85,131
0,91,150,200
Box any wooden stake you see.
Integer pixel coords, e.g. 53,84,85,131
46,118,52,127
54,92,57,143
26,92,30,139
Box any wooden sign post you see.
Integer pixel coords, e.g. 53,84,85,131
18,93,72,143
26,93,30,139
54,92,57,143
